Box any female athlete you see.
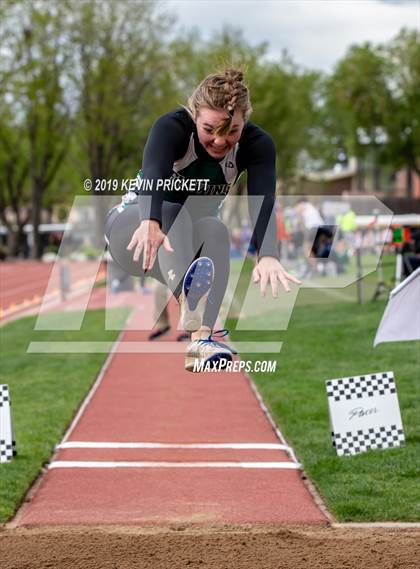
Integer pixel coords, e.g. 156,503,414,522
105,68,300,371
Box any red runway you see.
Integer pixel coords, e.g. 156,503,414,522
15,300,328,526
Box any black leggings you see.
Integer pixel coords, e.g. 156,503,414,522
105,201,230,329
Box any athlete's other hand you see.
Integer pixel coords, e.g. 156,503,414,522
252,256,302,297
127,219,173,271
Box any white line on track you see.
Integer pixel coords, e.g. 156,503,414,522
27,341,283,353
49,460,301,470
58,442,291,450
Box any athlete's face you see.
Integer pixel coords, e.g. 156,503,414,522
195,107,245,159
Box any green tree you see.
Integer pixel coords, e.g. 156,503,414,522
250,56,320,191
0,104,30,256
1,0,73,258
382,29,420,186
323,30,419,191
69,0,181,246
325,43,391,163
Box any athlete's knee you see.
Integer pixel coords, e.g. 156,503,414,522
104,206,146,277
198,216,230,244
104,206,120,242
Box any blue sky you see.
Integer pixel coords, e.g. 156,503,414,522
166,0,419,71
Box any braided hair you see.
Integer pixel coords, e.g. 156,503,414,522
187,68,252,136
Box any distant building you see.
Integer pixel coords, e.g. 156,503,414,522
298,156,420,213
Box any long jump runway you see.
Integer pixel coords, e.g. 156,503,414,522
15,301,328,526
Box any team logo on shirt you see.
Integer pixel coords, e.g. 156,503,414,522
170,172,231,195
206,182,232,195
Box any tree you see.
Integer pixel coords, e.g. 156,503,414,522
325,43,391,162
69,0,182,246
323,30,419,192
250,56,321,191
382,29,420,182
0,104,30,256
1,0,73,258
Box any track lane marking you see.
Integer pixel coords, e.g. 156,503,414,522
58,442,291,450
49,460,302,469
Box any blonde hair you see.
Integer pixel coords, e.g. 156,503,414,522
187,68,252,136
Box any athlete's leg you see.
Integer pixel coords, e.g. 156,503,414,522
157,201,196,298
192,216,230,330
183,216,235,373
104,205,165,281
105,201,195,296
105,201,219,336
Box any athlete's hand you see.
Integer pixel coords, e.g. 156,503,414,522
252,256,302,297
127,219,173,271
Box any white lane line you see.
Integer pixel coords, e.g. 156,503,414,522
27,341,283,353
49,461,301,470
57,442,291,451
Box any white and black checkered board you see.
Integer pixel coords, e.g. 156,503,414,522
0,439,16,461
0,384,16,463
326,372,396,402
0,384,10,407
326,371,405,456
332,425,405,456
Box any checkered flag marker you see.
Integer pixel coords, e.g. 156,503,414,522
0,385,16,463
326,371,405,457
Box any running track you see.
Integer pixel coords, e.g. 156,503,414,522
15,298,328,526
0,261,105,322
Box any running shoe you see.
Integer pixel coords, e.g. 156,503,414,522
185,329,237,372
179,257,214,332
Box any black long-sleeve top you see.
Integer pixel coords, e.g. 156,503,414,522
134,108,278,259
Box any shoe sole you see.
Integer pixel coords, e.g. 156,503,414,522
180,257,214,332
185,352,233,373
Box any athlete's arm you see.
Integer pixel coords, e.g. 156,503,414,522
244,129,301,294
127,112,189,269
245,131,278,260
138,112,190,225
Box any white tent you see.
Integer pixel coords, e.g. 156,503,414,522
374,267,420,346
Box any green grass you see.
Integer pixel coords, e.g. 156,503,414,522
0,308,129,522
228,259,420,522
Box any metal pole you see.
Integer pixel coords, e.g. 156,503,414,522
356,245,363,304
395,246,403,286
